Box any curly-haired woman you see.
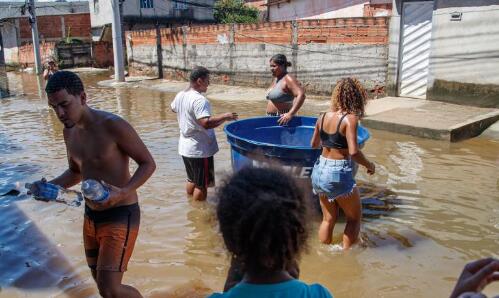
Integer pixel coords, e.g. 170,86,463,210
209,167,333,298
310,78,376,249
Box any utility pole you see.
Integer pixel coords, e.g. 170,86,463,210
111,0,125,82
27,0,42,75
155,23,163,79
119,0,127,67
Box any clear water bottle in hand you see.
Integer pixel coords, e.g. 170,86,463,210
81,179,110,203
25,179,83,207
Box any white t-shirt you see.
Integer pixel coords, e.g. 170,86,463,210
171,89,219,158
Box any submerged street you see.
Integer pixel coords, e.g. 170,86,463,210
0,71,498,297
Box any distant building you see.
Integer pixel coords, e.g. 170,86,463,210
245,0,267,10
90,0,216,42
266,0,391,21
244,0,268,21
0,1,90,66
387,0,499,108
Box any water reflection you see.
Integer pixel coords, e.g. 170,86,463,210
0,71,498,297
0,66,10,98
358,183,398,218
0,138,90,297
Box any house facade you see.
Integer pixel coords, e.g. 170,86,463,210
387,0,499,107
0,1,90,66
244,0,268,21
90,0,216,41
266,0,392,21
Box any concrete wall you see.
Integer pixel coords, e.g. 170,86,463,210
385,0,402,97
426,0,499,107
0,20,19,65
127,17,389,95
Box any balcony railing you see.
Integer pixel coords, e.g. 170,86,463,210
172,8,194,19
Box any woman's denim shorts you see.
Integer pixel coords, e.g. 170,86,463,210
311,156,356,202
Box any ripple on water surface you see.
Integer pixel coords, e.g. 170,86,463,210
0,72,498,297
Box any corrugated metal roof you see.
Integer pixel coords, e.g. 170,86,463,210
0,1,89,20
370,0,392,4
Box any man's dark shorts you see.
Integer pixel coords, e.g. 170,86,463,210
83,203,140,272
182,156,215,188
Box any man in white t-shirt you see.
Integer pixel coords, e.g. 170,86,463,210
171,66,238,201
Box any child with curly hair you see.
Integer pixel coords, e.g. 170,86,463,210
310,78,375,249
209,167,333,298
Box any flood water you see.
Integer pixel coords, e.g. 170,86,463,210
0,71,498,298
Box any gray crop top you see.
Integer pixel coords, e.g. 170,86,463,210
266,77,294,103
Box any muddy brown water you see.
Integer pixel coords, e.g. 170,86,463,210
0,72,498,297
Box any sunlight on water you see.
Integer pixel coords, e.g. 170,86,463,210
0,71,498,297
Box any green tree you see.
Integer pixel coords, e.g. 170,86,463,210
214,0,259,24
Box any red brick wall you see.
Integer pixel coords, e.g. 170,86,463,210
127,17,390,95
186,24,232,44
235,22,293,44
63,14,91,39
298,17,389,44
92,41,114,68
19,13,91,40
162,27,183,46
128,16,389,47
19,16,63,39
18,41,57,66
363,3,392,17
129,29,157,46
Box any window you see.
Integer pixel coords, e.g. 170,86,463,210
174,1,188,10
94,0,99,14
140,0,153,9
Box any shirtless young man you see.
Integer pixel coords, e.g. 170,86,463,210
29,71,156,297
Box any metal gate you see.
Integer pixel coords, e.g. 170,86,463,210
398,1,433,98
56,41,92,69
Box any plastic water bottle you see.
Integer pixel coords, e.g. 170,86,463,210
25,181,83,207
81,179,110,203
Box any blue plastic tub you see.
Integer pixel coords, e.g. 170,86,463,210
224,116,370,181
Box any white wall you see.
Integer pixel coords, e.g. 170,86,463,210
122,0,172,18
268,0,368,21
89,0,113,28
0,20,19,65
428,2,499,86
387,0,499,107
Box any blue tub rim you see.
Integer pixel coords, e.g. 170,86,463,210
224,116,370,150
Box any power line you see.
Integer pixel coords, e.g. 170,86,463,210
169,0,214,9
233,31,387,60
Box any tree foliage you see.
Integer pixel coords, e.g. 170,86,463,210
214,0,259,24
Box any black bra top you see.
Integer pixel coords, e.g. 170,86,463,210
319,113,349,149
